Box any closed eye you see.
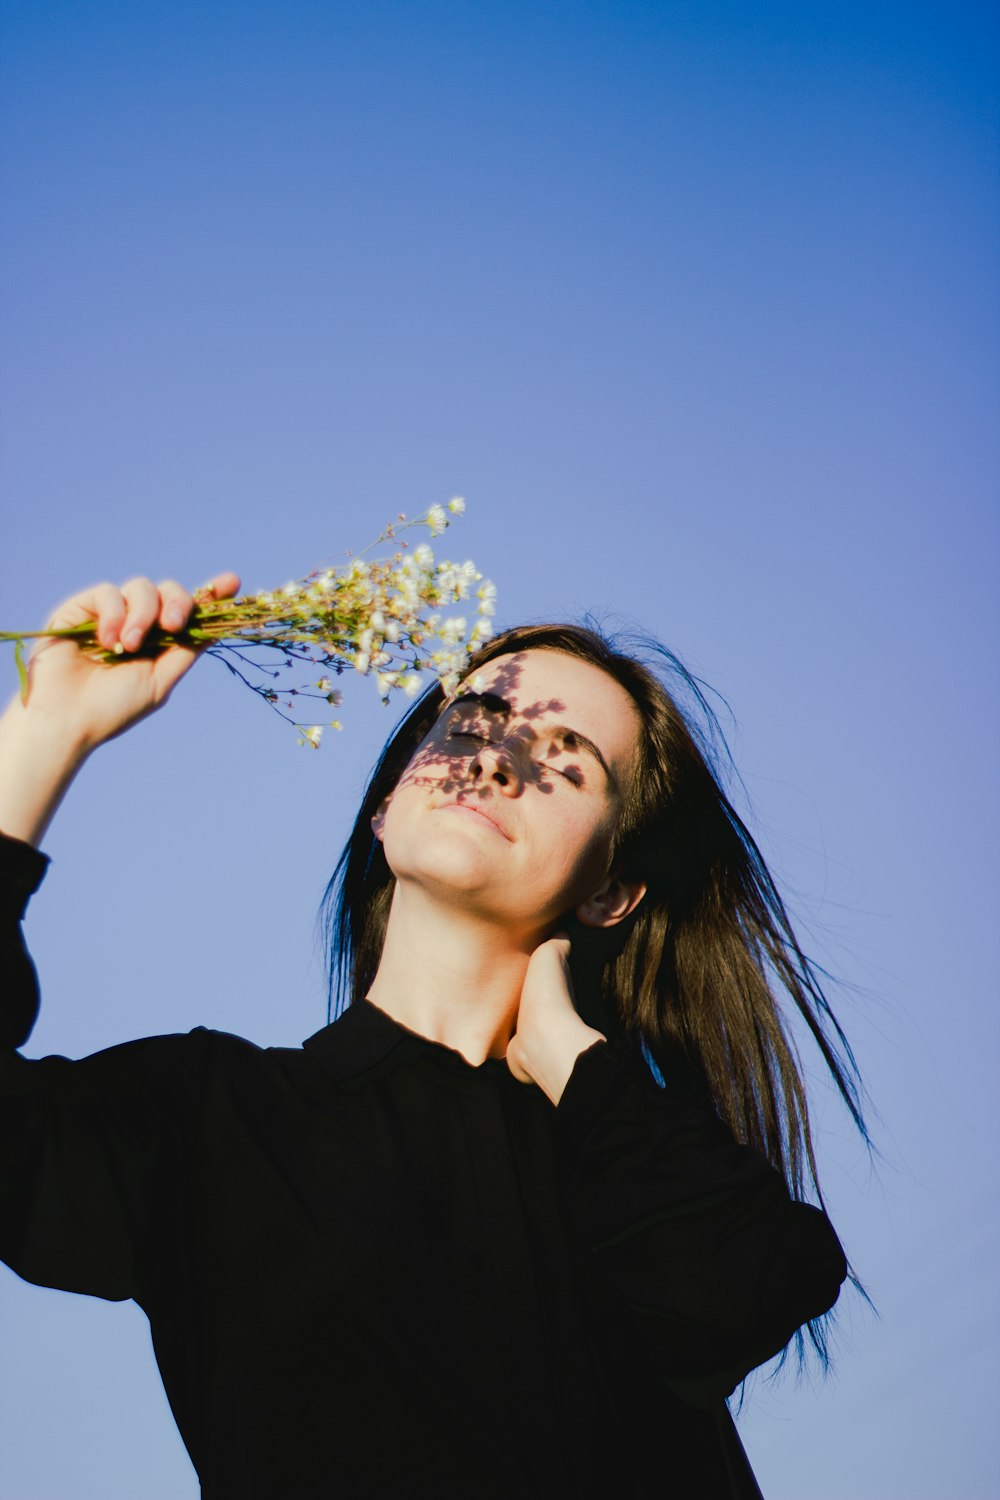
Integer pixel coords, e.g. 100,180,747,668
537,759,583,787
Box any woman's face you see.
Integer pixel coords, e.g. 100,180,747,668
373,649,644,942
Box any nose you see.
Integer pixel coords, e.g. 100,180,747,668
468,741,522,795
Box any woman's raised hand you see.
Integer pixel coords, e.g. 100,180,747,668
22,572,241,752
0,571,239,846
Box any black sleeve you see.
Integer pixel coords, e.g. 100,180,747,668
0,830,50,1050
555,1039,847,1405
0,832,208,1301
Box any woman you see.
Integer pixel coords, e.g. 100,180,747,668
0,573,863,1497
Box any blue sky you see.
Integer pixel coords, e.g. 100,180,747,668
1,2,998,1495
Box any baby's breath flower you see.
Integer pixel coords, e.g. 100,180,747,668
2,502,497,745
439,616,467,645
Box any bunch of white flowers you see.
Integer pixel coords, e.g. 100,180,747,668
2,499,498,747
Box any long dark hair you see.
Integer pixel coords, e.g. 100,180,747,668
323,622,868,1351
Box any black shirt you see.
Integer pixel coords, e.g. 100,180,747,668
0,833,844,1497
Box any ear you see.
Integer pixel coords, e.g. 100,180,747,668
575,874,647,929
370,796,392,844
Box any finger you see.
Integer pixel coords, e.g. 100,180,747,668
47,583,127,650
145,573,239,696
156,575,240,634
119,578,162,653
193,570,241,605
156,580,195,634
208,570,241,599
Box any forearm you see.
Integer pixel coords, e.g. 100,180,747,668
0,694,90,847
555,1043,847,1398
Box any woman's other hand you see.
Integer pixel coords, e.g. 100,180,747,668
506,934,606,1104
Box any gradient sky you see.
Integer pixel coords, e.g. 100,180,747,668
1,2,997,1495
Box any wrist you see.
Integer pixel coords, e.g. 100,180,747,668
514,1010,606,1106
0,692,92,845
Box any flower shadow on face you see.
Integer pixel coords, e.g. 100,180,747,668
392,654,587,802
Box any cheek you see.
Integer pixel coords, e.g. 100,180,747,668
549,805,616,888
378,788,416,856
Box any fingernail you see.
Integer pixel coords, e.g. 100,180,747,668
162,609,183,631
123,628,141,650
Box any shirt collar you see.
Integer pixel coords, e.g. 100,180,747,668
302,998,509,1082
302,999,410,1081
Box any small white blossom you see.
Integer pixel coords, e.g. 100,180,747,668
447,496,466,515
298,725,323,749
437,563,462,596
401,672,423,696
354,651,370,675
316,677,332,691
426,504,448,535
439,616,467,645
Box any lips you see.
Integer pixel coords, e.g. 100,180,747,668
437,799,512,841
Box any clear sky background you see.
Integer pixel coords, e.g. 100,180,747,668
0,2,997,1495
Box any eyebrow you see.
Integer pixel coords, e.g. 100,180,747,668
447,691,616,786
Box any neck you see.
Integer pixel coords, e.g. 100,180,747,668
365,882,541,1065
